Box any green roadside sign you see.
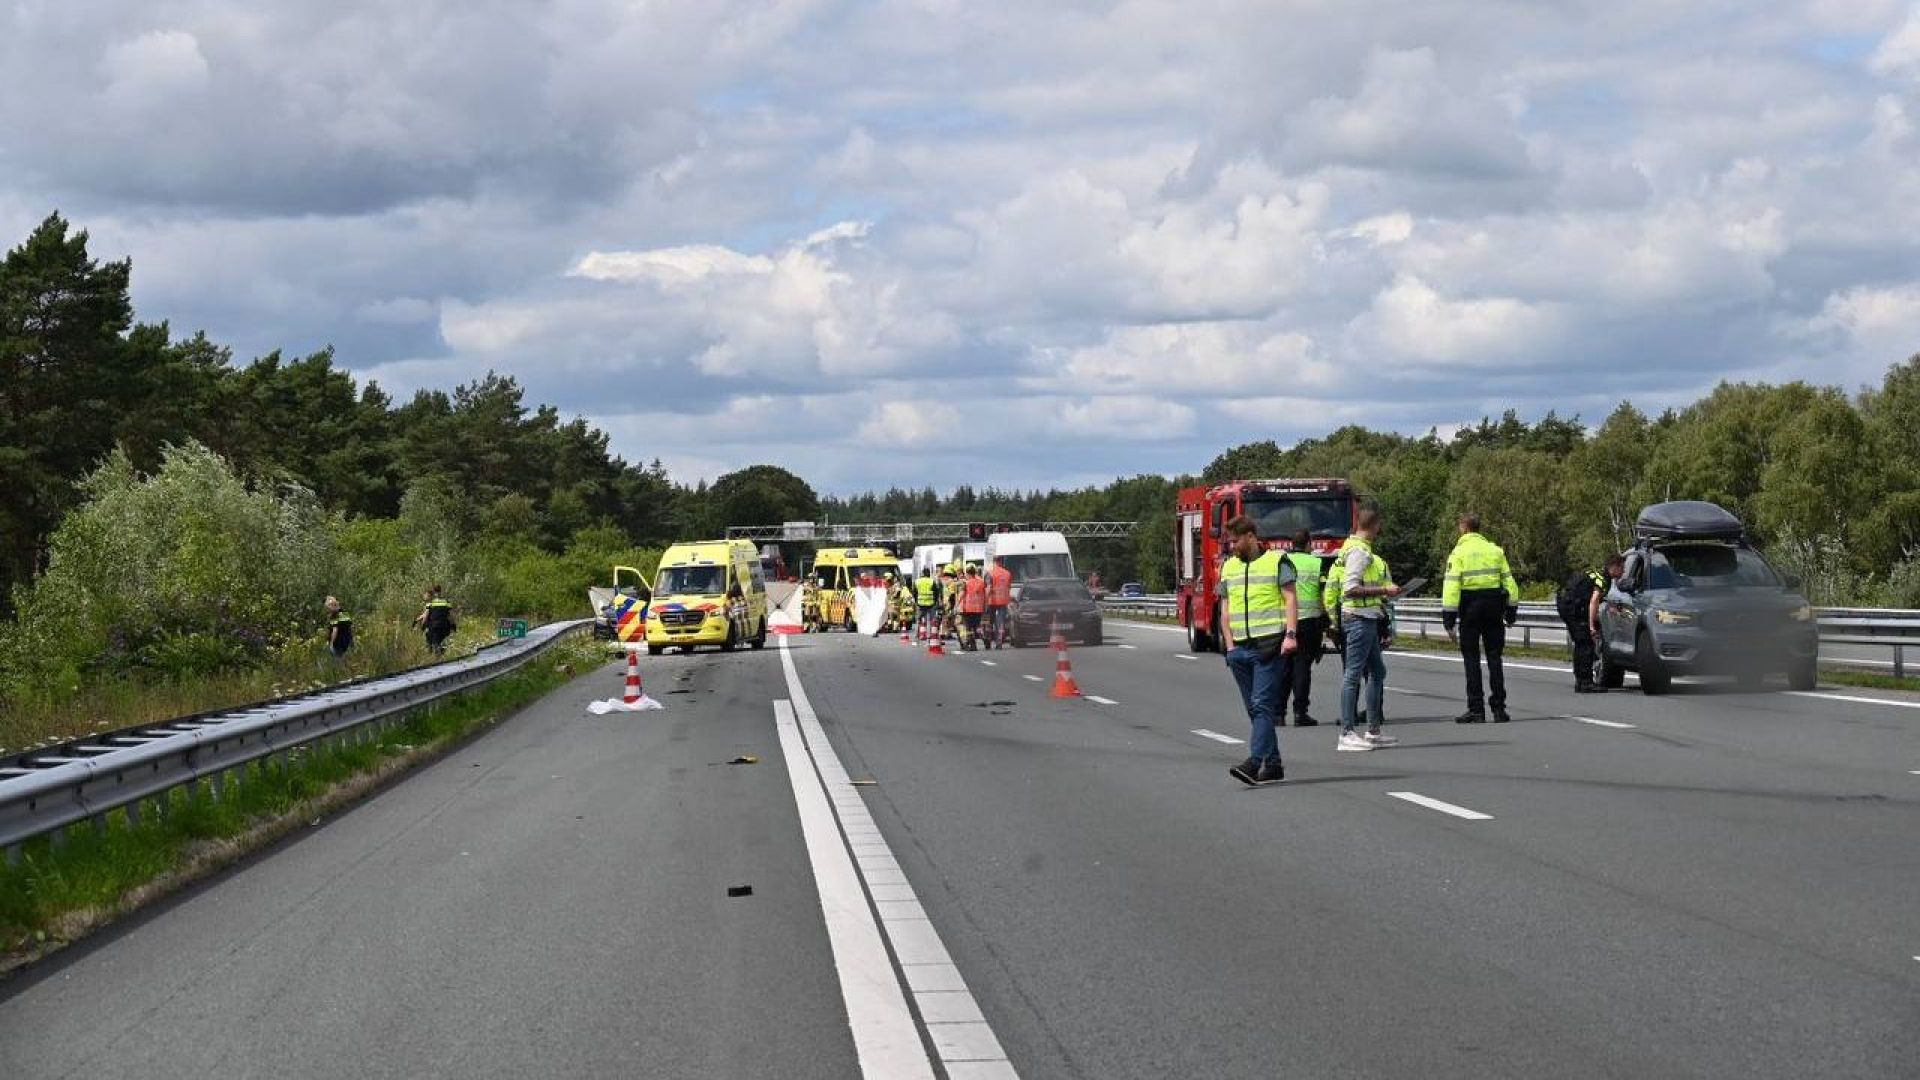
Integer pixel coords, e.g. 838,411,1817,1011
495,618,529,639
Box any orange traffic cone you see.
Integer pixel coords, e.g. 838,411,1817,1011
900,619,912,645
623,648,644,704
1050,618,1081,698
926,621,947,657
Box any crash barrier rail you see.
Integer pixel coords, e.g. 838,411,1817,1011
0,619,591,862
1099,597,1920,678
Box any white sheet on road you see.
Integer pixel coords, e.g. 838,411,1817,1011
768,580,805,633
854,585,890,636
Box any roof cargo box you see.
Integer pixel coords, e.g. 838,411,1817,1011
1635,501,1745,543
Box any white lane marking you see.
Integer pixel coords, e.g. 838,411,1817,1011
1192,728,1242,744
1786,691,1920,712
1117,644,1138,650
1085,695,1118,705
1112,619,1187,635
1566,715,1636,730
1022,674,1044,682
1391,651,1576,676
980,660,997,667
777,639,1015,1078
1175,654,1200,661
1387,791,1494,821
1910,770,1920,775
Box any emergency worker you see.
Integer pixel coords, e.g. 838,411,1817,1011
325,596,353,661
802,577,821,632
1218,515,1299,787
1558,555,1625,692
1331,509,1400,751
915,570,939,639
1275,529,1324,726
959,564,988,651
1441,513,1521,723
414,585,455,656
940,568,960,639
986,560,1013,649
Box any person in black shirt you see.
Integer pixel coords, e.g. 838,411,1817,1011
325,596,354,660
414,585,456,656
1557,556,1623,692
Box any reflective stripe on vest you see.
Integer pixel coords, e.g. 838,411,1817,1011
1333,537,1390,615
1287,552,1323,618
1222,550,1288,641
1442,532,1515,610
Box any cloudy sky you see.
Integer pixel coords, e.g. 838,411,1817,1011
5,1,1919,494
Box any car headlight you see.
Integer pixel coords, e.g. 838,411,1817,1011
1652,609,1694,626
1789,604,1814,622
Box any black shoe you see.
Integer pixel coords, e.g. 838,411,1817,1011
1255,758,1286,784
1492,709,1512,724
1575,683,1606,694
1293,715,1319,727
1229,758,1263,787
1454,710,1486,724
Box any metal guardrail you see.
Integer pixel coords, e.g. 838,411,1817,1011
1100,596,1919,676
0,619,590,861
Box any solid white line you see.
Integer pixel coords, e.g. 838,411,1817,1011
1175,654,1199,661
1909,770,1920,775
1022,674,1044,682
1112,619,1187,635
1085,695,1118,705
778,639,1016,1078
1391,651,1573,676
1192,728,1242,744
1387,791,1494,821
1566,715,1636,730
1786,690,1920,711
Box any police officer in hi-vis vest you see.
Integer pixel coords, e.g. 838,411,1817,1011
1276,527,1326,727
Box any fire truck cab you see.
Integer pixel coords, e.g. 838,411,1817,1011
1174,478,1358,653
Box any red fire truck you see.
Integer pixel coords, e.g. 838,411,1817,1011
1174,478,1359,652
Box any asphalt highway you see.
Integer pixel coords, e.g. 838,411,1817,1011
3,621,1916,1079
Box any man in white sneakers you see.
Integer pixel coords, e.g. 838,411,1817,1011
1331,508,1401,752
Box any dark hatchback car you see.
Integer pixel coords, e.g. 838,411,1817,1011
1010,578,1103,646
1597,501,1818,693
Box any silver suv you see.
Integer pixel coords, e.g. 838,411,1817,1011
1597,501,1819,693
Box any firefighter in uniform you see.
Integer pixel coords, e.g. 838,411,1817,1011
1276,528,1324,727
1218,514,1299,787
1558,555,1624,692
1441,513,1521,723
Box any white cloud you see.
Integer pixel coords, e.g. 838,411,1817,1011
1357,275,1562,365
1869,7,1920,80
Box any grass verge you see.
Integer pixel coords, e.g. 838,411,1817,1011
0,634,601,972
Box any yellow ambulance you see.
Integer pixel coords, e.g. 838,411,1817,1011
645,539,768,655
807,547,900,631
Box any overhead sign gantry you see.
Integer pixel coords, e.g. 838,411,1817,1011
725,521,1137,543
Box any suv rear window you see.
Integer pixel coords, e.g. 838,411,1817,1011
1648,545,1778,588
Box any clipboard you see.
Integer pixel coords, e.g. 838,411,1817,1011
1395,576,1429,597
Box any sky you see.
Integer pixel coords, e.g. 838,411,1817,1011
4,1,1919,496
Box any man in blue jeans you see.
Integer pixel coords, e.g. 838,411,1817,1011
1218,515,1300,786
1332,509,1402,751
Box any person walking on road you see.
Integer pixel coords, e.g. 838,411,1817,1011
959,564,988,651
1557,555,1625,693
1333,509,1401,751
414,585,456,656
1276,528,1325,727
1218,514,1299,786
915,570,939,639
1441,514,1521,723
325,596,353,662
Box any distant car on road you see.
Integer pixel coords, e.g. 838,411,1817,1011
1010,577,1103,647
1597,501,1818,693
1118,582,1145,598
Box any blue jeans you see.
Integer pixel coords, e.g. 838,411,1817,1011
1340,617,1387,733
1226,644,1287,763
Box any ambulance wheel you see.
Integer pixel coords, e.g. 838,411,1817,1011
721,623,738,652
647,643,663,656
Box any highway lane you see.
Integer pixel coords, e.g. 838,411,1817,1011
795,623,1920,1078
2,623,1915,1078
0,647,862,1080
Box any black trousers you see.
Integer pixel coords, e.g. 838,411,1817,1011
1562,612,1596,686
1277,616,1326,721
1457,592,1507,713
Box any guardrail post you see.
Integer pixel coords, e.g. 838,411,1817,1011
4,842,19,867
1897,643,1905,682
1523,626,1532,648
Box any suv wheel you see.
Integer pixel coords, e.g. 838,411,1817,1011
1787,657,1817,691
1597,647,1625,688
1635,630,1670,695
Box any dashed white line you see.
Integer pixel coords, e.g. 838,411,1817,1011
1085,695,1118,705
1191,728,1242,744
1022,674,1044,682
979,660,997,667
1117,644,1138,650
1565,715,1636,730
1175,654,1200,661
1387,791,1494,821
777,639,1016,1078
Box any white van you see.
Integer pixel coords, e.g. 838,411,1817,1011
986,531,1076,599
911,543,958,582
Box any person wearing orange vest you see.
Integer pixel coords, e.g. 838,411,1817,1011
985,561,1014,649
958,564,989,652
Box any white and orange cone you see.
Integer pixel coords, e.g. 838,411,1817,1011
588,647,664,713
926,619,947,657
1050,617,1082,698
